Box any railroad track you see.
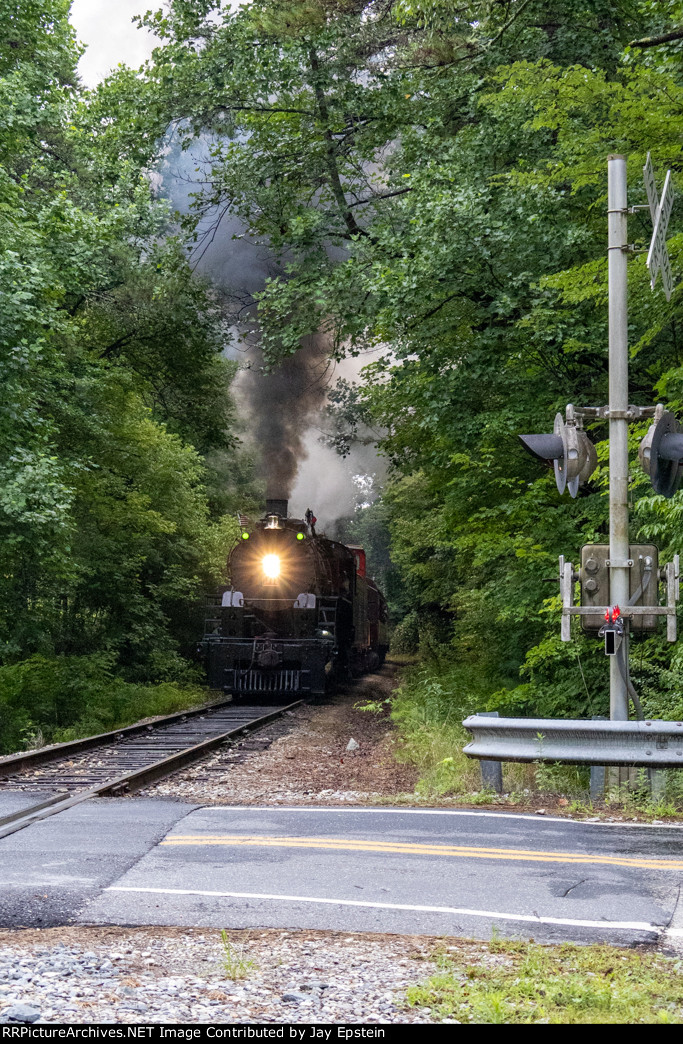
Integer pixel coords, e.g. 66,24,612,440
0,698,301,840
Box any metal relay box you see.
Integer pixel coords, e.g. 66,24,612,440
580,544,659,632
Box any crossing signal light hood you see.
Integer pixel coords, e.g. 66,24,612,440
519,413,597,497
639,408,683,497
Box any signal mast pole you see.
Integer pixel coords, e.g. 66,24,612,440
607,154,630,721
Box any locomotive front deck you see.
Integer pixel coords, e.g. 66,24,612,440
203,636,333,697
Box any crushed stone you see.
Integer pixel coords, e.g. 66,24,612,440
142,669,418,806
0,926,442,1024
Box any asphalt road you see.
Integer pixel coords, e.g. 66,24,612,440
0,795,681,947
0,794,193,929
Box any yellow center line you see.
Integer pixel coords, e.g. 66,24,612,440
159,834,683,871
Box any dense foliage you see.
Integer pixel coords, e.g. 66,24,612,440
0,1,255,749
125,0,683,725
6,0,683,752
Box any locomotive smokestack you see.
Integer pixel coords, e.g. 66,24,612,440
265,498,288,517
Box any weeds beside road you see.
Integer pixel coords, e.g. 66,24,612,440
373,658,683,822
408,937,683,1024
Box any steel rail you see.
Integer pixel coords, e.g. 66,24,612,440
0,695,240,777
463,714,683,768
0,701,301,840
97,703,300,796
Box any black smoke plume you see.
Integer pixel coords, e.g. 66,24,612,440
161,138,351,505
241,333,332,499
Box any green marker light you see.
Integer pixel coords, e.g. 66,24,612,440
242,531,250,540
297,532,305,540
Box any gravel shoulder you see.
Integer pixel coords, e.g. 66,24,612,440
143,667,418,806
0,925,442,1024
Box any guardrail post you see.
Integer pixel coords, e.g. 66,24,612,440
589,766,605,801
479,711,503,794
593,768,605,797
590,716,606,801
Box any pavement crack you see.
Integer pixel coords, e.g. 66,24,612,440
561,879,586,898
664,881,682,931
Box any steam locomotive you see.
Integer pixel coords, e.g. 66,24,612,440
202,499,389,699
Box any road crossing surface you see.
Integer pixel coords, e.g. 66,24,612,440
0,795,681,948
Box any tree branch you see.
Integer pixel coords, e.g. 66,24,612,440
308,48,369,240
99,331,137,359
214,103,314,116
408,291,460,328
486,0,535,48
348,187,413,207
629,27,683,48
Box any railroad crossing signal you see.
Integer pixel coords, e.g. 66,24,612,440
463,155,682,784
643,153,674,300
518,410,597,498
518,154,682,733
639,405,683,497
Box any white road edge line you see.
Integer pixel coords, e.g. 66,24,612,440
106,885,661,934
197,806,683,829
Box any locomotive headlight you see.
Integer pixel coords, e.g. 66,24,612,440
262,554,281,579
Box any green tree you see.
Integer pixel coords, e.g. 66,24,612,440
127,0,683,718
0,0,249,748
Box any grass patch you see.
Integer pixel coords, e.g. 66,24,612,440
0,653,213,753
389,660,484,798
600,768,683,819
51,681,212,744
220,930,257,980
407,939,683,1023
389,659,536,800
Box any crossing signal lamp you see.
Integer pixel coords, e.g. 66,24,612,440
639,406,683,497
519,412,598,497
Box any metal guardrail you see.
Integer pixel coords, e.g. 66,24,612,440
462,715,683,768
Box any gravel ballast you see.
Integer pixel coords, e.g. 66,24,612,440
143,670,417,807
0,927,440,1023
